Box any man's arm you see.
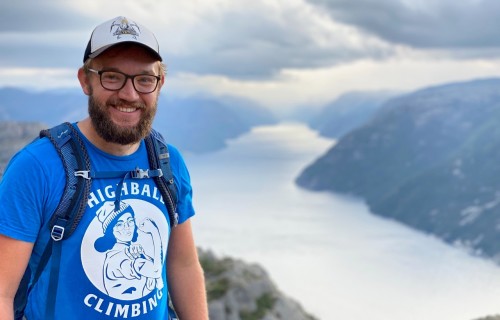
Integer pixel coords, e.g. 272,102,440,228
167,219,208,320
0,234,33,320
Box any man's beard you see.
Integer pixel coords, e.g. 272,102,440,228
88,95,157,145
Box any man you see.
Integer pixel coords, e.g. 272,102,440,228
0,16,208,320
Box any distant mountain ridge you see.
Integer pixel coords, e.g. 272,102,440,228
309,90,401,138
0,87,277,153
156,95,277,153
297,78,500,262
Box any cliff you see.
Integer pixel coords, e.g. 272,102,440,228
200,249,316,320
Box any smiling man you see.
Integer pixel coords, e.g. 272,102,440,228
0,16,208,320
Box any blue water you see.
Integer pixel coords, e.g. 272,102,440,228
186,122,500,320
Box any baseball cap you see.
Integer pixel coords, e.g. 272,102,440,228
83,16,162,63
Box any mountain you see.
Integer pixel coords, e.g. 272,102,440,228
156,95,277,153
0,88,277,153
296,78,500,262
309,90,401,138
0,87,88,124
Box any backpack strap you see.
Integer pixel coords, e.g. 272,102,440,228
145,129,179,228
14,122,92,320
144,130,179,318
41,122,92,240
41,122,92,319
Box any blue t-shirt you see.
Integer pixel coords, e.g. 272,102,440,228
0,125,195,320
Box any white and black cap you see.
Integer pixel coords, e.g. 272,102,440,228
83,16,162,63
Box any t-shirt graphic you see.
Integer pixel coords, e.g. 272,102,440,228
81,198,169,316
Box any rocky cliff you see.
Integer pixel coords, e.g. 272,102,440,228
200,249,316,320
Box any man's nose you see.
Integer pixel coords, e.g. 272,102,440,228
118,78,140,101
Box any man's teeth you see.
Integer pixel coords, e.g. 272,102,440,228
117,106,137,113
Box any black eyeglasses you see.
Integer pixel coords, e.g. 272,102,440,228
87,68,161,94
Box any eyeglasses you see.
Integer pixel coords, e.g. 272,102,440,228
87,68,161,94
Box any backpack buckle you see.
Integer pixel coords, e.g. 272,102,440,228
131,168,150,179
74,170,91,180
51,225,65,241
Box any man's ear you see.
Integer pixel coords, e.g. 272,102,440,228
77,68,91,95
157,74,166,91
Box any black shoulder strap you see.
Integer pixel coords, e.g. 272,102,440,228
145,129,179,228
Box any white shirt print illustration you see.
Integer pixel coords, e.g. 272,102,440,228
81,199,169,302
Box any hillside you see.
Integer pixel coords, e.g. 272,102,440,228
297,78,500,261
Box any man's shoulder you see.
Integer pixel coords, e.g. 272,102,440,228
8,136,62,173
25,136,61,159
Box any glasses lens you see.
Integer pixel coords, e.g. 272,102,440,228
100,71,126,90
134,75,158,93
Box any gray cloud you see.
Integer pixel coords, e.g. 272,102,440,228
0,1,104,69
0,1,88,32
0,1,397,78
13,1,498,80
158,5,395,78
306,0,500,48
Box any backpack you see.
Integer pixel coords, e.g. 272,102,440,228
13,122,179,320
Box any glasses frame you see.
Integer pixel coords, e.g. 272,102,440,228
87,68,161,94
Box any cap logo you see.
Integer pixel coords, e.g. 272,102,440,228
110,17,140,39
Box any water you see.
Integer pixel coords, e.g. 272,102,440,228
185,122,500,320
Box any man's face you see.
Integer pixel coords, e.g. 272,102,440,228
85,45,163,145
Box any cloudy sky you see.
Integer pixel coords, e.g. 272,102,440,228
1,0,500,113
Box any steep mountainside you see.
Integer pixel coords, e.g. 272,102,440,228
297,78,500,261
309,90,400,138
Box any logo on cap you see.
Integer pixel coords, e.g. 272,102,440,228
110,17,140,39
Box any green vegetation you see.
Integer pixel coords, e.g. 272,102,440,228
199,255,230,277
206,277,231,301
239,292,276,320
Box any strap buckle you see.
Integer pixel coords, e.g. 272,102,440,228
51,225,65,241
74,170,91,180
131,168,163,179
131,168,150,179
